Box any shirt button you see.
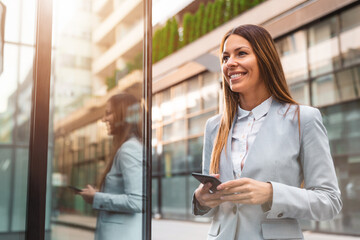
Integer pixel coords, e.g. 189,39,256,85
233,206,237,214
277,213,283,218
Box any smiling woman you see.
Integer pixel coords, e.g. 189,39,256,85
192,24,342,240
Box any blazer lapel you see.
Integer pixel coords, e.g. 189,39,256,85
240,100,282,180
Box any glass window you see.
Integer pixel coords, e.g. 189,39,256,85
335,66,360,102
152,178,159,214
0,44,19,144
312,66,360,107
0,148,12,231
188,137,203,172
340,5,360,67
152,95,161,123
172,82,186,119
162,119,185,142
161,176,187,218
311,74,337,106
289,81,310,105
188,110,217,136
202,72,219,110
160,89,172,121
308,16,341,77
275,30,308,84
11,148,29,231
162,141,186,175
187,76,201,114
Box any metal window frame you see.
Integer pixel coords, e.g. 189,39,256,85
25,0,52,239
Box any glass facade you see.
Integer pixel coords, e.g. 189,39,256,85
0,0,37,239
0,0,152,239
152,71,220,220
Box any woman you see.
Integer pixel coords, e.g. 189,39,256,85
80,93,143,240
193,24,342,240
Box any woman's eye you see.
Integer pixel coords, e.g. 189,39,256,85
222,56,229,63
238,51,247,56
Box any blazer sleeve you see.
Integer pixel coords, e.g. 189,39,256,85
192,117,219,217
93,140,143,213
266,108,342,221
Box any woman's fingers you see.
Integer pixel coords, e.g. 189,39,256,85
217,178,272,205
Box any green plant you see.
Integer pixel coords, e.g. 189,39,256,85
182,13,193,45
208,2,215,32
168,18,180,54
194,3,205,39
224,0,232,21
201,2,212,35
214,0,226,28
106,75,116,91
232,0,240,17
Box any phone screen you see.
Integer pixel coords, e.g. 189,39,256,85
192,173,222,193
68,185,82,193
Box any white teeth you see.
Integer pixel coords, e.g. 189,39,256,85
230,73,245,79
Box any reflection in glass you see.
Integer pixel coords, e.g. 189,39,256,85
187,76,201,114
312,74,337,106
0,148,11,232
78,93,143,240
161,176,187,218
340,5,360,67
11,148,29,231
202,72,219,110
312,66,360,107
172,82,186,119
188,110,216,136
188,137,203,172
320,100,360,235
162,141,186,175
308,16,340,77
0,44,19,143
289,81,310,105
162,119,185,142
276,30,308,84
160,89,172,122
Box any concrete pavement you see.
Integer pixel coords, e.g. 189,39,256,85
51,214,360,240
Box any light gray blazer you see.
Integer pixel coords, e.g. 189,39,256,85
93,137,143,240
193,100,342,240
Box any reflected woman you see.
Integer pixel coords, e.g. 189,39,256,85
79,93,143,240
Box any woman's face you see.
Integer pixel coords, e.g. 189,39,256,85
221,34,264,96
102,102,115,135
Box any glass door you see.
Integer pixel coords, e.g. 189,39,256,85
0,0,152,239
47,0,152,239
0,0,38,239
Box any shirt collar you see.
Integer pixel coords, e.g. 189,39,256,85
237,96,273,121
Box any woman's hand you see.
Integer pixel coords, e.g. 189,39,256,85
194,174,224,209
79,184,98,204
217,178,273,205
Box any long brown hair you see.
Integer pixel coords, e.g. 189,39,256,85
99,93,142,188
210,24,299,174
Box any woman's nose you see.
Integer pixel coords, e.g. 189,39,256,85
226,56,237,67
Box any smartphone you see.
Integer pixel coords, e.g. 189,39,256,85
192,173,222,193
68,185,82,193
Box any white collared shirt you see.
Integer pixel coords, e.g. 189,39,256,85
231,96,273,178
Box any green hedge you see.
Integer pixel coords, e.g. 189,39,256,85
107,0,265,90
152,0,265,64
